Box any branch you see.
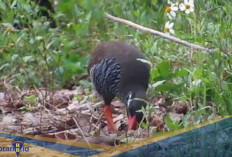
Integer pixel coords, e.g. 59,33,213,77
105,13,214,54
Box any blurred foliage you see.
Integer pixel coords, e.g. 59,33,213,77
0,0,232,125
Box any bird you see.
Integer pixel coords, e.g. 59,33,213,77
12,0,56,29
88,41,150,131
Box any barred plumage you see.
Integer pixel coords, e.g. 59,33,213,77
90,58,121,105
88,41,150,131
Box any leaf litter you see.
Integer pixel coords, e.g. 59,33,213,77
0,85,192,146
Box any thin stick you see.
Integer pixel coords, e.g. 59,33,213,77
105,13,214,54
72,117,91,147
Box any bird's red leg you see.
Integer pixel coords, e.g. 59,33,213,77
128,116,138,130
104,105,116,132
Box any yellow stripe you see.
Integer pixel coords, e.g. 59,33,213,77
1,116,231,156
90,116,232,157
0,132,112,152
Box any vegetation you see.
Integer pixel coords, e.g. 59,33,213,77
0,0,232,134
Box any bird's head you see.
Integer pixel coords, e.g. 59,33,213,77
125,91,147,130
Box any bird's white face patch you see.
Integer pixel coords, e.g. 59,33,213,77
127,91,133,108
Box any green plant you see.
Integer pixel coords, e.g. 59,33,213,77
0,0,232,129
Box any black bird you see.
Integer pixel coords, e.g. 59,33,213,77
88,41,150,131
11,0,56,29
33,0,56,28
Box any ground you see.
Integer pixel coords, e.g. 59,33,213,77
0,84,190,146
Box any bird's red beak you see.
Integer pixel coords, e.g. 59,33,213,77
128,116,138,130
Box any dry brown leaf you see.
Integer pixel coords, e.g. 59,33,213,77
172,100,189,114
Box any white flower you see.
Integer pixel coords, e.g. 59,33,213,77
179,0,194,14
165,1,178,19
164,21,175,35
54,0,58,6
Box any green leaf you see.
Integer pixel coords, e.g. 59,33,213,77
164,115,180,131
0,63,10,71
11,54,19,61
155,83,183,92
22,56,34,62
0,1,6,10
175,68,189,77
18,105,30,112
23,95,37,103
152,80,166,89
157,61,170,78
193,68,203,80
150,68,159,80
140,121,148,129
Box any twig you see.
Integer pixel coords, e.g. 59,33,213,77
72,117,91,147
105,13,215,54
91,112,103,133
